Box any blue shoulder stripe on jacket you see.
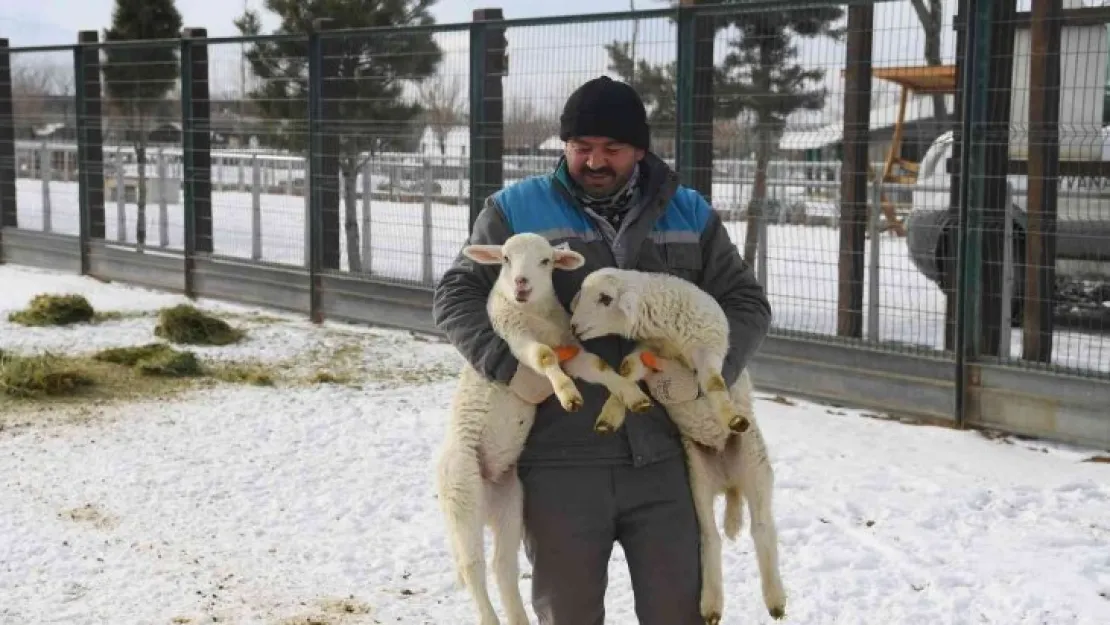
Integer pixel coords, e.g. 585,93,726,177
653,186,712,234
491,174,593,235
491,174,713,239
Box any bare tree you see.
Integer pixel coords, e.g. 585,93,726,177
713,118,752,158
909,0,947,122
417,73,466,156
505,98,557,153
11,59,72,136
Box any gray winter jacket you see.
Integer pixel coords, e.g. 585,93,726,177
432,153,772,468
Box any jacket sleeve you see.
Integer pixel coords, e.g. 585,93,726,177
697,202,773,387
432,196,520,384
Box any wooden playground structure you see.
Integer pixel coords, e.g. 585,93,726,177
866,63,957,237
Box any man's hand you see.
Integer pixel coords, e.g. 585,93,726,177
508,365,554,404
641,353,701,405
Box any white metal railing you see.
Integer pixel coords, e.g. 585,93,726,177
7,140,1107,348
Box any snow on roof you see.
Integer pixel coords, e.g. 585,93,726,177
778,94,954,151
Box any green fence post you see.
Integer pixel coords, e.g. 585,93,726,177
179,35,195,298
675,0,714,201
74,31,106,276
469,8,506,233
0,38,16,238
675,4,694,179
179,29,205,298
179,27,212,299
308,22,323,322
838,4,874,339
71,42,87,273
317,22,341,274
307,19,338,322
954,0,992,427
182,27,212,259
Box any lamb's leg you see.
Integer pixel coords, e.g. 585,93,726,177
436,447,500,625
592,393,629,434
614,348,733,447
488,470,529,625
562,349,652,412
509,338,583,412
562,349,652,434
682,439,725,625
722,486,744,541
660,397,731,452
689,348,749,433
739,428,786,620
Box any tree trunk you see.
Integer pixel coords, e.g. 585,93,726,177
342,161,362,273
914,0,946,123
925,26,945,122
744,122,771,265
743,40,774,266
135,140,147,252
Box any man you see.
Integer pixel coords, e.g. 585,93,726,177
432,76,772,624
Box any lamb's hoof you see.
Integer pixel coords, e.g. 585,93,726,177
630,398,653,413
703,613,721,625
594,422,616,435
769,605,786,620
562,396,583,412
729,415,751,432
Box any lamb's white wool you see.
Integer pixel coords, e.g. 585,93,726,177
436,364,533,625
435,233,653,625
569,266,749,434
667,369,786,622
568,266,784,622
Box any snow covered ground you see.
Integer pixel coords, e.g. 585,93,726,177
2,263,1109,624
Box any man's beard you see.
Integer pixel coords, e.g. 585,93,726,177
576,166,628,198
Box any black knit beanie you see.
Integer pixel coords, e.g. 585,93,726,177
559,76,650,150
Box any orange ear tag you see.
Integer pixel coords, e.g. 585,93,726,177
555,345,580,362
640,351,662,372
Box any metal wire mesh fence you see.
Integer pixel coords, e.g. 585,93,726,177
1,0,1108,384
202,37,309,265
313,25,473,282
10,48,80,237
973,2,1110,377
99,39,183,252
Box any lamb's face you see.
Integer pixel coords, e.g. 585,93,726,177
569,269,638,340
462,233,584,305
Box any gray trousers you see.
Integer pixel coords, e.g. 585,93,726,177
518,456,703,625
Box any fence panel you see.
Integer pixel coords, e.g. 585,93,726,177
311,26,473,287
973,4,1110,380
96,38,184,253
201,33,310,268
9,47,79,237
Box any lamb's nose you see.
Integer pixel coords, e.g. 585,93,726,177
515,277,528,286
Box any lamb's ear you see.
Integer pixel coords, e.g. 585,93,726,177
553,249,585,271
462,244,505,265
616,286,640,317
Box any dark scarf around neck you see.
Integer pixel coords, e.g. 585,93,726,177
570,162,642,228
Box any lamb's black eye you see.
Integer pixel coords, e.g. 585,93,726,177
598,293,613,306
540,258,551,266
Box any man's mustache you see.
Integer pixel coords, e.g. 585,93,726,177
583,166,615,177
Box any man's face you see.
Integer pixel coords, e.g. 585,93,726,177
564,136,645,197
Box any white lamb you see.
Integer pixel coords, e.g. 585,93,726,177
569,267,751,436
569,266,786,624
435,233,655,625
